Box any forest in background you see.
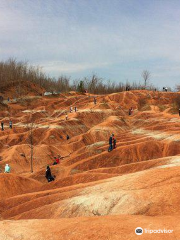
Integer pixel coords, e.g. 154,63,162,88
0,58,160,96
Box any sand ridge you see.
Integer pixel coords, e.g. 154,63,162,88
0,90,180,239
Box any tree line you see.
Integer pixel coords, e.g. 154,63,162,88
0,58,156,96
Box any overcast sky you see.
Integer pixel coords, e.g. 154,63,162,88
0,0,180,88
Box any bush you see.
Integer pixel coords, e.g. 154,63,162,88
77,81,85,93
158,105,167,112
174,95,180,109
138,98,147,110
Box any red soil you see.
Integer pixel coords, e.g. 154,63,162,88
0,89,180,239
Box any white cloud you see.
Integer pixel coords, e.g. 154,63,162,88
41,61,110,73
0,0,180,87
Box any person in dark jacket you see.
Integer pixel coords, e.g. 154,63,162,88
113,137,117,149
1,122,4,131
9,120,12,129
53,157,58,165
126,85,130,91
45,165,55,182
108,134,114,152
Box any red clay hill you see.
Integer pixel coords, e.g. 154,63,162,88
0,86,180,239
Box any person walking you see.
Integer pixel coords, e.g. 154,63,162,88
108,134,114,152
113,137,117,149
126,85,130,91
45,166,55,182
53,156,60,165
55,156,60,164
9,120,12,129
130,107,133,115
1,121,4,131
53,157,58,165
4,164,11,173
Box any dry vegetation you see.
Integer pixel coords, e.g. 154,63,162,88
174,95,180,109
169,95,180,114
0,59,157,97
138,97,147,110
158,105,167,112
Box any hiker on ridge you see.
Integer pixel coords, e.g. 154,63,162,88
1,121,4,131
4,164,11,173
45,165,55,182
113,136,117,149
130,107,133,115
53,156,60,165
108,134,114,152
126,85,130,91
163,87,168,92
56,156,60,164
53,157,58,165
9,120,12,129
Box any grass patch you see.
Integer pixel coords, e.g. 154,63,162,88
44,94,61,98
140,104,151,111
0,102,8,111
158,105,167,112
138,98,148,110
70,168,82,175
50,135,55,139
169,103,178,114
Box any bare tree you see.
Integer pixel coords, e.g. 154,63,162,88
142,70,151,88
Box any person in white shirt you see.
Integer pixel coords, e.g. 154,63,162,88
4,164,11,173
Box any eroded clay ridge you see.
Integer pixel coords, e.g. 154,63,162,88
0,90,180,239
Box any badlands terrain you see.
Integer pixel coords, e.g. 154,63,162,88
0,87,180,239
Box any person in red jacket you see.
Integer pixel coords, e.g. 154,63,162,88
53,156,60,165
56,157,60,164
